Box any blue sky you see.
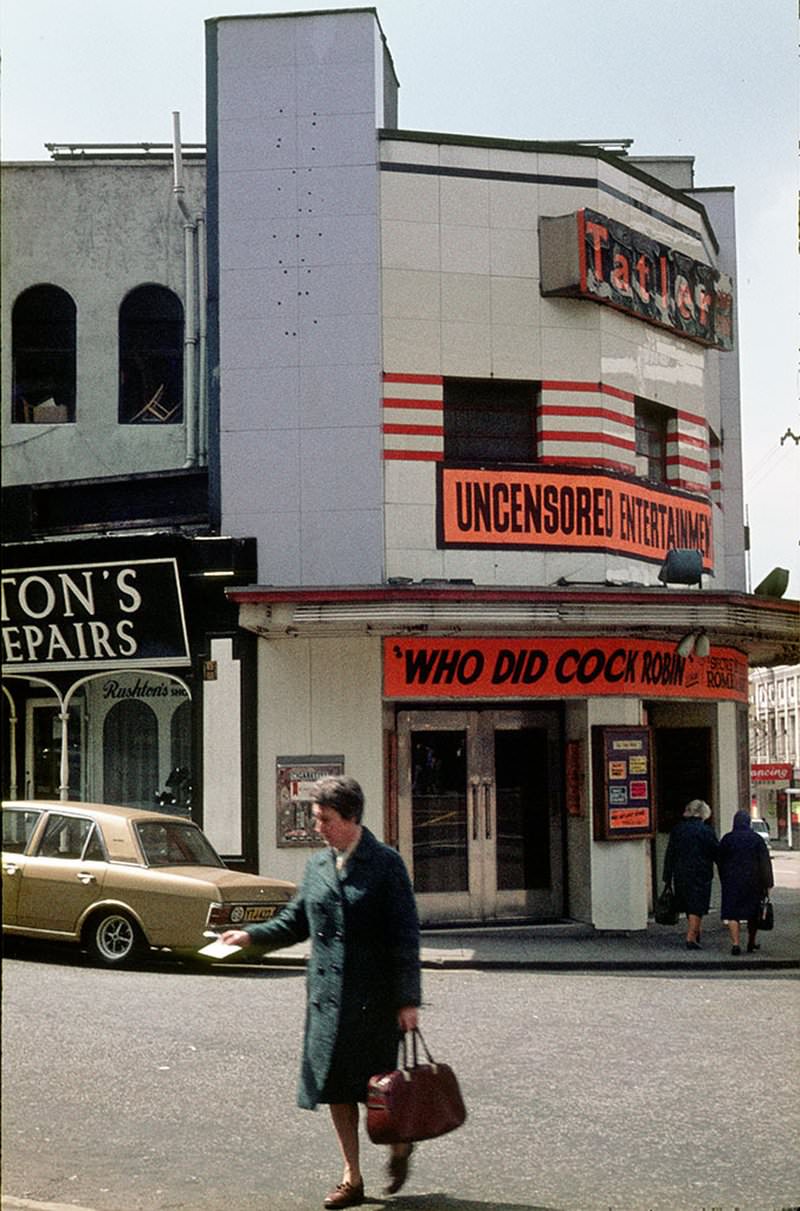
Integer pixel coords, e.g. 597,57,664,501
2,0,797,593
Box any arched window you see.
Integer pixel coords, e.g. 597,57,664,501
12,284,77,423
119,285,183,424
103,700,158,808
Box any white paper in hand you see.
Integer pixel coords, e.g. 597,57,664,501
197,939,242,959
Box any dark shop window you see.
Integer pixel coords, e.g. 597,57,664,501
444,378,537,464
118,285,183,424
634,399,669,483
11,284,77,423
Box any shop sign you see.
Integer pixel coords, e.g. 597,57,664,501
439,466,712,567
750,762,793,786
593,727,654,839
384,637,748,703
1,559,190,672
540,208,734,350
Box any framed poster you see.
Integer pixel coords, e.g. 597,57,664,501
592,727,654,839
276,755,344,847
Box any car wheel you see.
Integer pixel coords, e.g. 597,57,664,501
84,911,145,967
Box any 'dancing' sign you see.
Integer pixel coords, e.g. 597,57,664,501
540,208,734,350
2,558,190,672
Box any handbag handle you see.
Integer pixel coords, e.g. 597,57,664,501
400,1027,437,1073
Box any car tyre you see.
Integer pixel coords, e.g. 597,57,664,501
84,911,145,967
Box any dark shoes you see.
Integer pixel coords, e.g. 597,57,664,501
731,945,741,955
384,1143,414,1195
323,1179,364,1209
747,942,760,953
686,940,702,950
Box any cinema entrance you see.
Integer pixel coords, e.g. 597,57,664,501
396,708,563,924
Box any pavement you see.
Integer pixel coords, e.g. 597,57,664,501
254,849,800,973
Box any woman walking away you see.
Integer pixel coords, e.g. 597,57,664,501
222,775,421,1209
662,799,719,949
718,809,775,954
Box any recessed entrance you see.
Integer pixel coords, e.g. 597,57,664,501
397,709,562,924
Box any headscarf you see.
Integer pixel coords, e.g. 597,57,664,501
732,809,752,831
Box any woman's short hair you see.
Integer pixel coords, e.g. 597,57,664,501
310,775,364,823
683,798,711,820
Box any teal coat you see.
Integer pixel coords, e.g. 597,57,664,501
243,827,421,1110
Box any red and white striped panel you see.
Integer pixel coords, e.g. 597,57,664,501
537,380,636,474
382,372,444,461
666,409,710,495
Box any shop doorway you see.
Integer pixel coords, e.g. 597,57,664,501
397,709,562,923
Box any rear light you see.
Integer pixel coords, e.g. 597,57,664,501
206,902,229,929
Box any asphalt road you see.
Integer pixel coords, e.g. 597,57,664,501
2,945,798,1211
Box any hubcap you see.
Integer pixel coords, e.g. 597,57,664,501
96,915,135,960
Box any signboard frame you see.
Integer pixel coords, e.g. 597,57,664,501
592,726,655,840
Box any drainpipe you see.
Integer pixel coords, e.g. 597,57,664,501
197,212,208,462
172,111,199,468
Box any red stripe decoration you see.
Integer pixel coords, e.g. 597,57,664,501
542,380,636,403
383,371,444,461
539,403,635,428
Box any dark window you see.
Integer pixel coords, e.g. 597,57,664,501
635,399,669,483
36,814,93,860
444,378,537,463
12,285,77,423
119,285,183,424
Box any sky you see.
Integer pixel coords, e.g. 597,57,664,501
1,0,798,595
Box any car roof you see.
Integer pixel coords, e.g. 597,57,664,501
2,799,192,828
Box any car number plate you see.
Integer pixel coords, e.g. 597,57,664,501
240,905,278,922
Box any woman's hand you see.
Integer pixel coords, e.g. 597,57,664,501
397,1005,418,1031
220,929,251,947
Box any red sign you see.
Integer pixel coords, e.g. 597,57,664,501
439,466,713,567
384,638,748,702
540,208,734,350
751,763,794,784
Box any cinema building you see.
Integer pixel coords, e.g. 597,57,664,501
3,8,798,929
208,8,798,929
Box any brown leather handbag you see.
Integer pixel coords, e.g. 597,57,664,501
366,1028,467,1144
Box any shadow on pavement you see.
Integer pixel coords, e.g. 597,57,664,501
365,1196,556,1211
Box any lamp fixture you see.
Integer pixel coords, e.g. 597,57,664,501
676,629,710,658
753,567,790,598
658,548,704,587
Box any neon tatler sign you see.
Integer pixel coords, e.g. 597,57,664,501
539,208,734,350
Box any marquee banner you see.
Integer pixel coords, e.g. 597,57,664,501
438,465,713,567
384,637,748,703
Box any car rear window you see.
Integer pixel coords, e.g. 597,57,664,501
136,821,224,868
2,808,43,854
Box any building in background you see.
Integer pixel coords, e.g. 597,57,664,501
1,148,259,870
3,7,798,923
749,664,799,846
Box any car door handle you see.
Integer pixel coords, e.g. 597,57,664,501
76,872,96,885
3,863,19,876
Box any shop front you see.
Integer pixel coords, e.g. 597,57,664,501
229,585,787,931
2,533,260,870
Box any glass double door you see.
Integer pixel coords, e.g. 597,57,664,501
397,709,562,924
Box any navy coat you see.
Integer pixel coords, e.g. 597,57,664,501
718,813,774,922
243,827,421,1110
662,817,719,916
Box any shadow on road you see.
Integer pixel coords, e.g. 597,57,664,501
364,1196,556,1211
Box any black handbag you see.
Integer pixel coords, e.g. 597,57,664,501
757,895,774,931
654,883,679,925
366,1028,467,1144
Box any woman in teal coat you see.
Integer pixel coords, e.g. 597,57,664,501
223,776,421,1210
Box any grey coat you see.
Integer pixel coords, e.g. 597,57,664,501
243,827,421,1110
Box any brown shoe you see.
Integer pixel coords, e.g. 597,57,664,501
384,1142,414,1195
323,1179,364,1208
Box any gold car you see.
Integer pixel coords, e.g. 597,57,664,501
2,800,296,967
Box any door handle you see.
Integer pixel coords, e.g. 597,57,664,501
3,863,19,876
470,777,481,840
76,872,96,885
482,779,493,840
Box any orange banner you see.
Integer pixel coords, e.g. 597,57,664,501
384,637,748,702
439,467,712,567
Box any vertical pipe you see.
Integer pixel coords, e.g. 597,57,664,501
197,213,208,463
172,111,199,467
